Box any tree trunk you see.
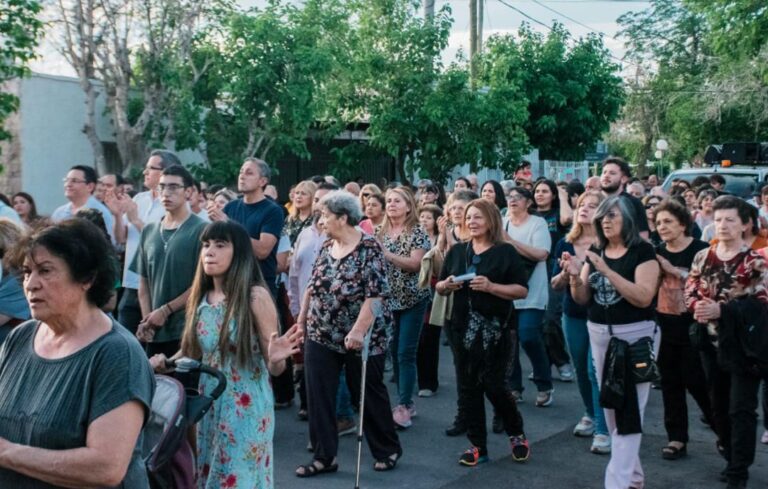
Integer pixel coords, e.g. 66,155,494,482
80,79,106,174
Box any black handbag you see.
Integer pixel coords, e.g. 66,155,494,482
627,336,661,384
598,251,661,384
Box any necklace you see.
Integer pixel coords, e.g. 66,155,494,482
159,215,190,251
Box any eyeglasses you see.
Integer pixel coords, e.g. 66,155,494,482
645,203,660,209
158,183,185,193
507,194,525,202
362,192,372,198
63,177,88,184
601,210,620,221
467,254,481,274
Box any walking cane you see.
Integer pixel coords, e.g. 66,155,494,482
354,299,381,489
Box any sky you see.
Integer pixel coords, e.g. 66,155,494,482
30,0,651,78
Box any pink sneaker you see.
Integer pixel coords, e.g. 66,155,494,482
392,404,412,429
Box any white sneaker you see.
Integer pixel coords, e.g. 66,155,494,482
418,389,435,398
761,430,768,445
573,416,595,437
591,434,611,454
558,364,575,382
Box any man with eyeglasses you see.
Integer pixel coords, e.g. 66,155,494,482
133,164,206,357
52,165,115,244
105,150,179,334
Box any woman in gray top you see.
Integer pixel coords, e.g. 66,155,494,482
0,219,154,488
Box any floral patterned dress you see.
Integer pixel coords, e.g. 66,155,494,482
196,297,274,489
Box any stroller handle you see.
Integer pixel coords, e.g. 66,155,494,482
169,357,228,401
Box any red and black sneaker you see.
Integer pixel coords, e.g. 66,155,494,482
458,446,489,466
510,434,530,462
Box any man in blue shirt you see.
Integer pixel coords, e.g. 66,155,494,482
51,165,115,243
208,157,291,407
209,158,284,298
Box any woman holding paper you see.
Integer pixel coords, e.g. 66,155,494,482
435,198,530,467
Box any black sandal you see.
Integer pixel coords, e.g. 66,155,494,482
374,451,402,471
295,459,338,478
661,443,687,460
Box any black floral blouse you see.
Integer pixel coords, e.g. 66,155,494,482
305,234,392,356
379,225,432,310
285,214,314,247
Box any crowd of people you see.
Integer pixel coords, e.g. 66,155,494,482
0,152,766,489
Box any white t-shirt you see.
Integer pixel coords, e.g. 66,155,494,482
503,214,551,310
122,191,165,289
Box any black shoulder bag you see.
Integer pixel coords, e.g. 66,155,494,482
599,251,661,384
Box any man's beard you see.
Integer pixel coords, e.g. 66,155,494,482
601,182,620,194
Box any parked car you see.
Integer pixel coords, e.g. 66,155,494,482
661,166,768,198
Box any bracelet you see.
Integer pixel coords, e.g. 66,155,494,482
163,304,173,315
569,277,583,287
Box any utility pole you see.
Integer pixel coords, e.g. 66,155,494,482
423,0,434,19
477,0,483,53
470,0,478,87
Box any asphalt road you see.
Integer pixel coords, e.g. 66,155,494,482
273,340,768,489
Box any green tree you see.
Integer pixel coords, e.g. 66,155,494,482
615,0,768,168
333,0,453,182
480,24,624,161
412,65,528,182
187,0,353,183
0,0,43,145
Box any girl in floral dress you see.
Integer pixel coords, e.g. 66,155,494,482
150,221,300,489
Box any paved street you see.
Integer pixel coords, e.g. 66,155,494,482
273,341,768,488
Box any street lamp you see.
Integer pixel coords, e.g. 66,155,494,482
655,139,669,178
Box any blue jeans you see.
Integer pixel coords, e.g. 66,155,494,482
336,369,354,419
391,299,428,406
510,308,553,392
563,314,608,435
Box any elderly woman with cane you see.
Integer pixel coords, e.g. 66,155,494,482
295,190,401,477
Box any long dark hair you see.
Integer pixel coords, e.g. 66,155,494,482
182,221,268,369
532,179,560,214
481,180,507,211
12,192,39,221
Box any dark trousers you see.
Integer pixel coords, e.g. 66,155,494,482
272,292,294,405
417,323,441,392
304,340,401,463
543,287,571,367
658,337,714,442
700,347,762,483
117,288,142,335
453,328,524,450
763,380,768,430
446,327,467,425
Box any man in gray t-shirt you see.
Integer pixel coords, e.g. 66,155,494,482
134,165,206,357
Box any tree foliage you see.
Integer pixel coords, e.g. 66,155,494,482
0,0,43,143
480,24,624,161
51,0,626,183
615,0,768,169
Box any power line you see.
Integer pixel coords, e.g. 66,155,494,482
530,0,617,40
495,0,637,69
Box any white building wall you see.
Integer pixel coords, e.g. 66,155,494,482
19,74,114,214
14,73,202,214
